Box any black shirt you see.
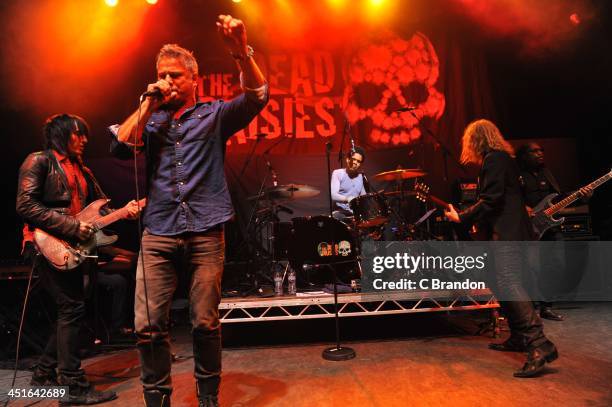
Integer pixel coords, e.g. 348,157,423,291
519,167,560,208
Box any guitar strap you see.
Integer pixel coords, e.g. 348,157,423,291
542,168,561,194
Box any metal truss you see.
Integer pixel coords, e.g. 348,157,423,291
219,289,498,323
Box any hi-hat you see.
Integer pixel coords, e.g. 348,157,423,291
373,169,427,182
248,184,320,201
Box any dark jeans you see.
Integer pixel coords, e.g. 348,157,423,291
33,252,89,383
135,228,225,397
493,245,548,350
97,271,130,332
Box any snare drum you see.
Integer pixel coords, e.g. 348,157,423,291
349,193,389,228
288,215,360,283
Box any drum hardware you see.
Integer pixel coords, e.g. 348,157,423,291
247,184,321,201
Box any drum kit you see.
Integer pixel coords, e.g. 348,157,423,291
247,168,435,286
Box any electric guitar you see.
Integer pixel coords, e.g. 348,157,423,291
414,183,487,240
34,198,146,271
530,169,611,240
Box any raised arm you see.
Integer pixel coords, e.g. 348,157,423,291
216,14,266,89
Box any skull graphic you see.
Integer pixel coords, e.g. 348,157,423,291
338,240,352,257
344,32,445,145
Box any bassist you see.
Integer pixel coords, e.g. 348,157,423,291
516,142,592,321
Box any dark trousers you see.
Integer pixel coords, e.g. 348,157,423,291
97,272,129,332
134,228,225,397
493,245,548,350
33,253,89,383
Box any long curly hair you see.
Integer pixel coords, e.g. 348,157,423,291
460,119,514,165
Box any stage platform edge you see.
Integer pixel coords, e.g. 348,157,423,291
219,289,498,323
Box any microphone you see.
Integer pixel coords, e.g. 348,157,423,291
141,88,162,98
265,159,278,187
395,106,418,112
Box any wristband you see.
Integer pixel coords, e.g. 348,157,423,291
231,45,254,61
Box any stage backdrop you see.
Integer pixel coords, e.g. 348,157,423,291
196,28,495,158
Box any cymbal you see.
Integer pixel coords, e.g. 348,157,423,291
247,184,320,201
373,169,427,182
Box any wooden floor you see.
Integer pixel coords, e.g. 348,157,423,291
2,302,612,407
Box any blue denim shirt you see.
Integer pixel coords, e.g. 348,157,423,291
110,88,268,236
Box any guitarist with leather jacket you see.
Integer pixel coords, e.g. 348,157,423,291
15,114,133,405
444,119,558,378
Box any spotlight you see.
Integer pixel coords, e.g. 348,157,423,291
232,0,242,3
146,0,158,4
569,13,581,26
105,0,118,6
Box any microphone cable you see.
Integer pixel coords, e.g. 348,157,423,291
134,95,156,372
3,256,36,407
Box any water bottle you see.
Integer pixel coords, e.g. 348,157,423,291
273,270,283,296
287,269,297,295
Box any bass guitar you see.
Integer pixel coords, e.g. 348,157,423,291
530,169,611,240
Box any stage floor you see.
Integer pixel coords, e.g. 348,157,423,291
2,302,611,407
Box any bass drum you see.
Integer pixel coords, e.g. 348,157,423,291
288,215,360,284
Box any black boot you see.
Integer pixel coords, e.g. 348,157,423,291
488,336,528,352
540,307,564,321
514,340,559,378
143,390,171,407
30,366,58,386
197,381,219,407
58,376,117,406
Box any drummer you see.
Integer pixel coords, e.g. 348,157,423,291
331,146,370,221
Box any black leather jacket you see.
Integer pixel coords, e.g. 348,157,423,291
16,150,106,240
459,150,534,241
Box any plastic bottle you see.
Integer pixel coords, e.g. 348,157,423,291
287,269,297,295
274,270,283,296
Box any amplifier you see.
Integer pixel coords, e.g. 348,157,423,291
0,262,33,281
560,214,592,236
451,179,478,204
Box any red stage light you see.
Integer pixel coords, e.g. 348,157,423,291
569,13,580,26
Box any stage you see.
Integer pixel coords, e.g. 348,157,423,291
2,302,611,407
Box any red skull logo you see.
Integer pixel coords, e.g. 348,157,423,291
344,32,445,145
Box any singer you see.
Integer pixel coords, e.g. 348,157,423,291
331,146,369,220
108,15,268,407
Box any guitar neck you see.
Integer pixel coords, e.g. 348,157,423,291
545,172,612,216
92,198,145,230
428,195,450,210
93,207,128,230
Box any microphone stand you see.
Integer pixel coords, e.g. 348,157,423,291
338,115,351,166
326,142,334,216
322,143,356,362
405,110,466,181
239,134,264,178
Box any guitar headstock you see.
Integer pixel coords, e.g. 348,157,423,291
414,182,430,203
